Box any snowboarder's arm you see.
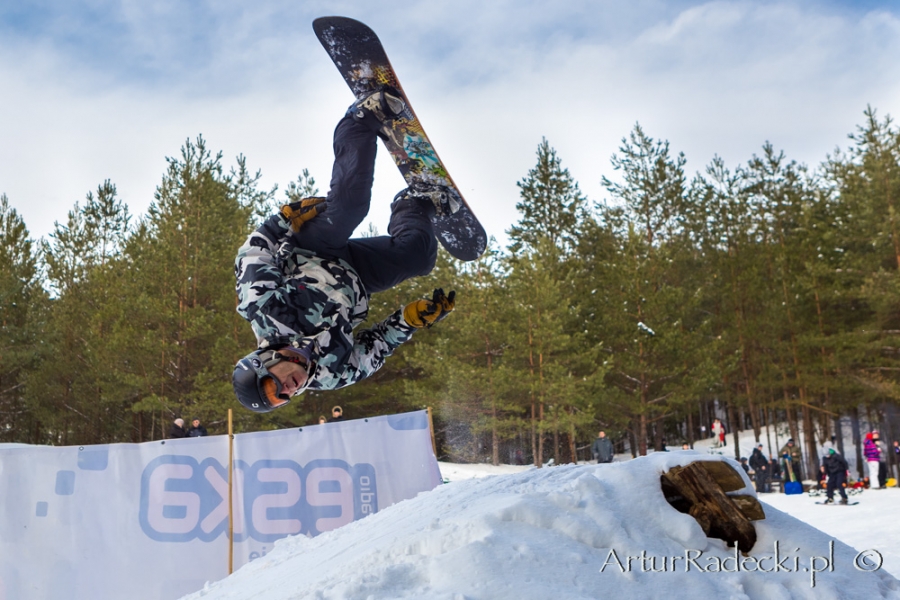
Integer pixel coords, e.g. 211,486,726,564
329,289,456,387
331,309,416,386
234,213,292,325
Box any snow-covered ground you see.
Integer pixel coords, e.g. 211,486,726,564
181,453,900,600
764,488,900,579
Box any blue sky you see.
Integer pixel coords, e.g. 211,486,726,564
2,0,900,245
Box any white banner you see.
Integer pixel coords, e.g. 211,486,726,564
0,410,441,600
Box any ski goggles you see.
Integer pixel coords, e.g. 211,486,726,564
250,350,292,409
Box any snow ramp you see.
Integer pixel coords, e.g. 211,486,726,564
182,453,900,600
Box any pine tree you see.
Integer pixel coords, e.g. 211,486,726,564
0,195,44,442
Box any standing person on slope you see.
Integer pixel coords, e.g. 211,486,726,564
864,431,883,489
232,88,458,412
711,418,725,448
749,444,770,493
591,431,615,464
779,438,804,483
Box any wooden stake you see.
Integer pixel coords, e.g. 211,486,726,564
228,408,234,575
427,407,437,458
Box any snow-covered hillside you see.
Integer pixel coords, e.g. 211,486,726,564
181,453,900,600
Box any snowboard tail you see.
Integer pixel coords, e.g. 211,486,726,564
661,460,765,553
313,16,487,261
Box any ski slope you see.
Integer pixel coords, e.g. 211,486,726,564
181,453,900,600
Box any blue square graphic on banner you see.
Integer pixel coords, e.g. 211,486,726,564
36,502,48,517
55,470,75,495
78,446,109,470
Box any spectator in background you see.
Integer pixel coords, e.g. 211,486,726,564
769,457,782,482
591,431,615,464
328,406,345,422
514,449,525,465
874,431,888,488
740,457,750,475
864,431,882,489
169,418,187,439
681,442,691,450
894,440,900,478
188,418,208,437
779,438,803,482
816,464,827,490
318,415,327,424
749,443,770,493
711,418,725,448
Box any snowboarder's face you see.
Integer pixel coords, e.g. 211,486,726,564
268,359,309,396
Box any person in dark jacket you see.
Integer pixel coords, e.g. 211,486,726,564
187,418,208,437
168,418,187,439
591,431,615,464
822,448,849,504
749,444,770,493
231,89,458,414
327,406,345,423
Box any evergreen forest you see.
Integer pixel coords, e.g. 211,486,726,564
4,108,900,481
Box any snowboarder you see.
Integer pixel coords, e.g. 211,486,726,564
591,431,614,464
822,448,849,504
232,90,458,412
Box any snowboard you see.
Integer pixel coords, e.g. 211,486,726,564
661,460,766,553
313,16,487,262
815,501,859,506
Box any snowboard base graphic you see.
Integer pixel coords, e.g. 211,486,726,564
313,16,487,262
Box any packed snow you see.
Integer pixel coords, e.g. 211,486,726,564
181,453,900,600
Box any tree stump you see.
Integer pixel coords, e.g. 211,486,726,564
660,461,764,553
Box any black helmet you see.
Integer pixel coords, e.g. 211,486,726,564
232,349,292,413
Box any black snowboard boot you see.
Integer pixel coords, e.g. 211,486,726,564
350,86,406,138
394,182,461,218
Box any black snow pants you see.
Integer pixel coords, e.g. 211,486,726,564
826,471,847,501
292,112,437,294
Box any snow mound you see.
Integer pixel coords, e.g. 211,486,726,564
182,453,900,600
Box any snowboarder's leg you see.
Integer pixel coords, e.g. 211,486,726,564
825,475,837,501
837,474,848,500
290,114,377,262
346,193,438,294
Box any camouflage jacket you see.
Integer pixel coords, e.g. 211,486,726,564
235,213,415,392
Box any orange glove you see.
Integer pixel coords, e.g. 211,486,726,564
403,288,456,328
281,197,326,232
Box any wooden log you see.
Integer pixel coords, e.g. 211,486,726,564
661,462,759,553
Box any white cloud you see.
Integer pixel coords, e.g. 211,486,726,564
2,1,900,248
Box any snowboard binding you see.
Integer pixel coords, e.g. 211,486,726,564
351,86,406,139
395,182,462,218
